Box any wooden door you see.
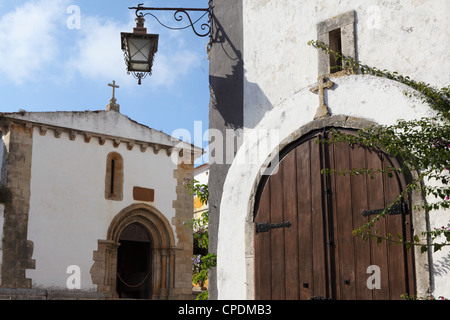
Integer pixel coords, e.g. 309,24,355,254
254,130,415,300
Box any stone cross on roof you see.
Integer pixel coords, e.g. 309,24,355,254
109,80,119,100
106,80,120,112
310,75,334,120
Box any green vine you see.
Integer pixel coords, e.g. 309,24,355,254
307,40,449,120
308,40,450,254
184,178,216,300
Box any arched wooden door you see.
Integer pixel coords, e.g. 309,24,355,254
254,129,416,300
116,223,152,299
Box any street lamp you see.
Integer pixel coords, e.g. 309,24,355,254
121,2,213,85
121,15,159,85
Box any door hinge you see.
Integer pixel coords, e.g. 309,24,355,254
361,201,407,217
310,296,332,300
255,221,291,234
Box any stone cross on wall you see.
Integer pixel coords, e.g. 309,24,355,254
106,80,120,112
310,75,334,120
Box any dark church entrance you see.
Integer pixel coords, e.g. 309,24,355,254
254,129,416,300
116,223,152,299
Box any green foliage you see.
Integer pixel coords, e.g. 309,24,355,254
185,178,209,207
401,293,448,300
308,40,450,254
184,178,216,300
307,40,449,120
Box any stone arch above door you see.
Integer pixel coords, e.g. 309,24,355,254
90,203,177,299
107,203,175,249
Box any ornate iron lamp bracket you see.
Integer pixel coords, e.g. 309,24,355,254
129,2,213,38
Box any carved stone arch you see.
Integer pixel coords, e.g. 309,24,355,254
91,203,177,299
107,203,175,249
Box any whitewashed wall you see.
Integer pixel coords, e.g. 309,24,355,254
216,0,450,299
26,126,179,290
243,0,449,130
194,164,209,186
193,164,209,220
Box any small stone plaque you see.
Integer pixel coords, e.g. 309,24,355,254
133,186,155,202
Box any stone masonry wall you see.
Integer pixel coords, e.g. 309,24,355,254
0,122,35,288
172,160,195,299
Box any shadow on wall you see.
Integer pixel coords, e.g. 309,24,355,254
208,14,273,133
210,8,367,130
207,3,274,300
244,73,274,129
428,254,450,277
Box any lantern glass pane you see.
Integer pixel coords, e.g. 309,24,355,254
121,32,158,74
129,38,152,62
131,62,151,72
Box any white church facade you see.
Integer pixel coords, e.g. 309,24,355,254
207,0,449,300
0,97,202,299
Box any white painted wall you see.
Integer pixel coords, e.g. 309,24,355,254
243,0,449,129
216,0,450,299
193,164,209,220
194,164,209,186
26,125,179,290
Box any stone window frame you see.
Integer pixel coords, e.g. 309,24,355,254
105,152,124,201
317,10,356,76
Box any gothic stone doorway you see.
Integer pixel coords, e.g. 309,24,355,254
254,129,416,300
116,223,152,299
91,204,178,299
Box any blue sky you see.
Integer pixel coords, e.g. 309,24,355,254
0,0,210,163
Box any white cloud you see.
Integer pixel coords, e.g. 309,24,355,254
0,1,204,89
66,15,133,86
148,45,200,88
0,0,68,84
69,13,203,90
